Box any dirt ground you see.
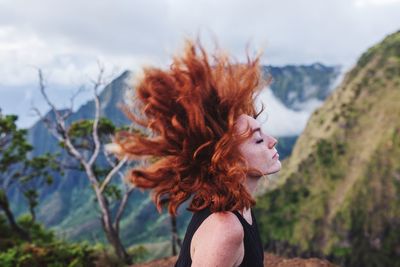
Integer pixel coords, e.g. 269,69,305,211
131,253,338,267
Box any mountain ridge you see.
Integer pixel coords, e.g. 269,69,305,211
255,30,400,266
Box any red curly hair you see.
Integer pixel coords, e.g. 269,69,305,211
114,40,270,216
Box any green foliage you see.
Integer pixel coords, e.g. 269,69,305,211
0,241,96,267
17,215,54,244
255,176,311,252
20,152,62,184
92,165,113,179
1,214,55,251
23,190,38,212
0,213,150,266
0,215,97,267
315,138,345,180
68,118,115,139
66,117,116,152
357,45,380,69
103,184,122,201
1,112,60,239
0,114,33,173
128,245,149,263
354,30,400,78
316,139,334,166
334,128,400,267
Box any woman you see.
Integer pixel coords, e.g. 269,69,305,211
113,39,281,266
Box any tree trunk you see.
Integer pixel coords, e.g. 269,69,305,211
171,214,182,256
0,191,31,241
29,203,36,222
103,219,131,263
80,163,131,264
96,188,131,264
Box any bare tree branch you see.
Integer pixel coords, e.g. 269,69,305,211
102,142,130,182
102,145,118,168
33,69,96,186
114,186,134,234
30,107,63,143
32,66,132,262
52,158,83,172
62,85,87,121
99,155,127,193
88,63,104,167
37,69,65,132
103,146,135,231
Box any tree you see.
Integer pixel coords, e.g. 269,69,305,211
32,67,134,264
159,198,182,256
0,109,59,241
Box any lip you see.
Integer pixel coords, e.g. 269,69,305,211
272,152,279,159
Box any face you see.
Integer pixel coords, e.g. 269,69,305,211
235,114,281,177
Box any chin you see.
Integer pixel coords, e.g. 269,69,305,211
266,161,282,175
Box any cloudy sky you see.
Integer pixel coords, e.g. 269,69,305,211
0,0,399,131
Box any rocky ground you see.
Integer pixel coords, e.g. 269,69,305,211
131,253,338,267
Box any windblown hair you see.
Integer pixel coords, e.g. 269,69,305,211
114,40,270,215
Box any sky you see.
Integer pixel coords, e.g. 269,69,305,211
0,0,399,133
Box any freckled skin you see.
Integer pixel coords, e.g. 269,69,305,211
236,114,281,178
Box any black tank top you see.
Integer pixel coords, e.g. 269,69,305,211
175,207,264,267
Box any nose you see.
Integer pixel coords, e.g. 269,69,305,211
267,135,278,149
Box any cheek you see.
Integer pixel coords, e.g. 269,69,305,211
240,145,270,166
238,144,256,162
253,150,271,167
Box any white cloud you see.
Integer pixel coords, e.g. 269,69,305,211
354,0,400,7
255,88,316,137
0,0,399,129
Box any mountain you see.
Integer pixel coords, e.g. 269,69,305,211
264,63,340,111
9,62,341,252
254,30,400,267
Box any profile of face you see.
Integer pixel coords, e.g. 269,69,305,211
235,114,281,177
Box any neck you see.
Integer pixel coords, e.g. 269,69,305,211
245,175,259,195
240,176,261,215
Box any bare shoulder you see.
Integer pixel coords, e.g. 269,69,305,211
191,211,244,267
206,211,244,239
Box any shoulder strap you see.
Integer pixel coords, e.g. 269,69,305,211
232,209,253,227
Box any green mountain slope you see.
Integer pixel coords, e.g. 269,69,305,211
255,30,400,267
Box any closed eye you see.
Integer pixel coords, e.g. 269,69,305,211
256,139,264,144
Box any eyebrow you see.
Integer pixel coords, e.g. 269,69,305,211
251,127,261,135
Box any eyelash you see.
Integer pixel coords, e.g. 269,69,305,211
256,139,264,144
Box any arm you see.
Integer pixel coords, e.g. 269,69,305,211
191,212,244,267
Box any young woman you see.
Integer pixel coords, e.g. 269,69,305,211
113,40,281,267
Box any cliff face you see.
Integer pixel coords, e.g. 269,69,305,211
255,30,400,267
